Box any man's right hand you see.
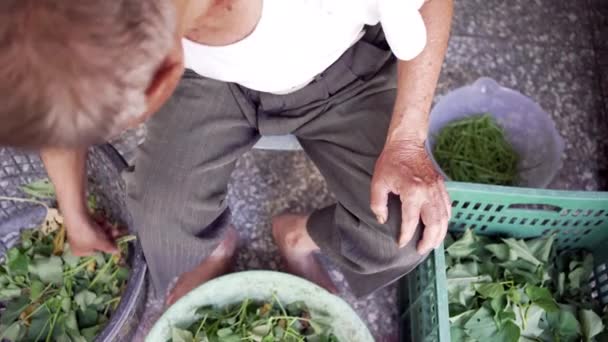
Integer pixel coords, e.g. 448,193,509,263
41,147,120,256
63,212,119,256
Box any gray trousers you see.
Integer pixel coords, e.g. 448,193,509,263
125,26,427,298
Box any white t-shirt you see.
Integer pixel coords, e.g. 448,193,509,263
184,0,427,94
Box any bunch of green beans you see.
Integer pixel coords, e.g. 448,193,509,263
432,114,519,186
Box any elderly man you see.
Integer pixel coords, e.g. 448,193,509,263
0,0,452,305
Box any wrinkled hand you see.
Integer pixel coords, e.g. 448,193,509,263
63,211,122,256
371,140,451,254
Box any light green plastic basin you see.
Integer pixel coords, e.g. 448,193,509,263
146,271,374,342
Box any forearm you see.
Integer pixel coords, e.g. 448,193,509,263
387,0,453,144
40,147,89,220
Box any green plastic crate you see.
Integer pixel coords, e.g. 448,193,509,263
399,181,608,342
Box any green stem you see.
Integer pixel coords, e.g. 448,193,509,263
116,235,136,245
45,309,61,342
272,293,288,317
0,196,50,210
63,257,96,276
33,315,51,342
102,297,121,316
89,256,115,289
193,315,208,340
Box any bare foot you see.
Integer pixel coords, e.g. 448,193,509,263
165,227,239,306
272,214,338,294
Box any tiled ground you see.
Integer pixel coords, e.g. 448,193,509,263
112,1,608,341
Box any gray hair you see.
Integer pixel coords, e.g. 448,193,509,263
0,0,176,148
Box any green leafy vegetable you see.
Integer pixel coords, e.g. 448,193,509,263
432,114,519,186
20,180,56,199
447,229,606,342
525,285,559,313
0,180,134,342
580,309,604,341
169,297,340,342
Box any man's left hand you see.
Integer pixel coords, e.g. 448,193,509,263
370,140,451,254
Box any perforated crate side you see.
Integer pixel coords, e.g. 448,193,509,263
399,182,608,342
399,247,449,342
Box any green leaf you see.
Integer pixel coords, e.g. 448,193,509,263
507,287,524,305
445,233,455,248
77,308,99,329
447,262,491,308
500,260,543,285
0,274,11,286
0,297,29,325
74,290,98,311
479,261,499,279
493,319,520,342
171,327,194,342
568,254,593,290
26,307,52,341
286,301,307,316
448,262,480,278
580,309,604,341
61,296,72,312
447,229,480,258
7,248,29,275
568,267,586,290
450,326,470,342
80,325,100,342
450,310,476,328
0,287,22,301
526,234,555,263
448,277,487,308
30,280,45,301
515,304,546,338
485,243,509,261
217,327,234,337
29,255,63,285
251,323,271,336
497,308,516,325
0,322,25,341
558,272,566,297
55,333,72,342
491,295,506,315
115,267,130,282
67,329,88,342
525,285,559,312
65,311,79,331
476,282,505,299
464,306,498,339
87,195,98,211
61,245,81,268
547,310,581,341
501,238,541,266
21,179,56,199
219,335,240,342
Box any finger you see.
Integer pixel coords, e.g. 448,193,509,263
370,178,390,224
399,194,423,248
92,212,106,226
417,202,447,254
109,224,128,239
96,234,119,254
437,179,452,218
71,246,96,257
432,187,451,247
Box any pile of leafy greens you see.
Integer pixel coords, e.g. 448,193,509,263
0,180,134,341
446,229,607,342
433,114,519,186
169,297,340,342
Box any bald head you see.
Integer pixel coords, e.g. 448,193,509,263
0,0,176,148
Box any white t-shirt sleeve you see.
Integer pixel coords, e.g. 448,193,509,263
377,0,427,61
